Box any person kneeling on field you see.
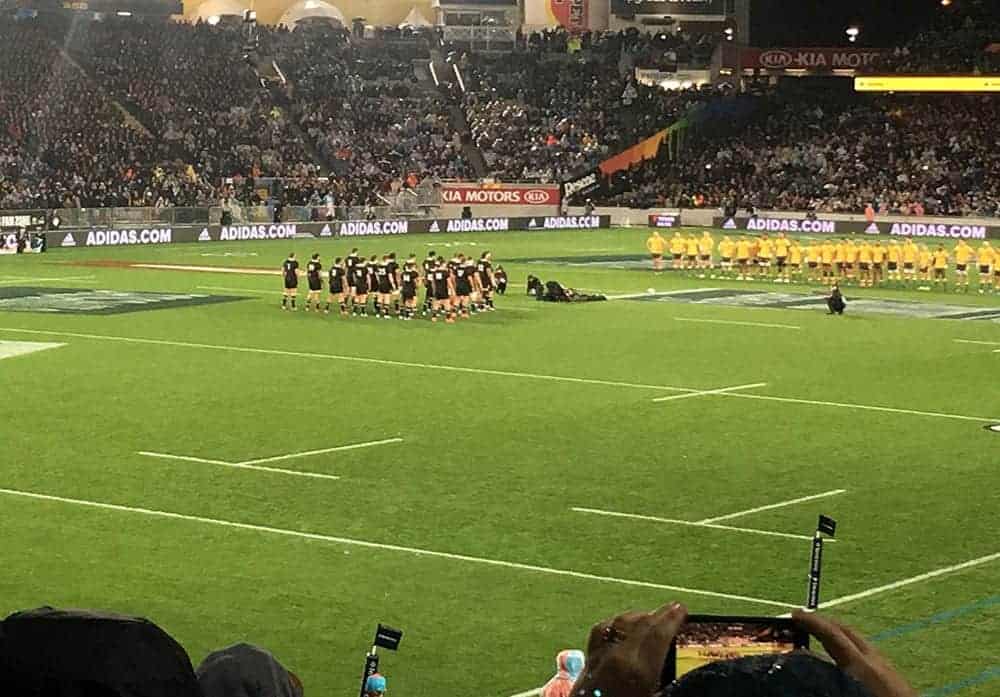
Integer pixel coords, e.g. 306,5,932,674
827,283,846,315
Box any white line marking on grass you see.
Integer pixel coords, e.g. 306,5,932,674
819,551,1000,610
674,317,802,330
698,489,847,524
197,285,274,296
237,438,403,465
571,507,820,542
652,382,767,403
955,339,1000,347
133,263,277,275
0,327,706,395
721,392,999,424
137,451,342,481
0,275,95,285
508,689,541,697
0,487,798,609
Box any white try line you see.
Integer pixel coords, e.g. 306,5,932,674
0,327,707,396
571,507,821,542
0,487,797,609
197,285,274,296
674,317,802,331
0,275,95,285
698,489,847,524
652,382,767,403
720,392,999,424
137,451,342,481
817,550,1000,611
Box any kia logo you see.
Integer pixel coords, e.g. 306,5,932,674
524,190,549,204
759,50,794,68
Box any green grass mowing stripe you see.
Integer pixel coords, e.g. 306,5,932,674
0,327,705,394
922,667,1000,697
0,487,799,609
871,596,1000,643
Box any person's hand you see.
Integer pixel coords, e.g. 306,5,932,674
573,602,687,697
793,610,917,697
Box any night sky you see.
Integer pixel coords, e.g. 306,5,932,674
749,0,996,48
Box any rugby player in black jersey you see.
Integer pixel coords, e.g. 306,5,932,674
351,254,369,316
453,254,473,318
364,255,378,316
430,257,455,323
387,252,401,317
304,253,323,312
400,255,420,320
280,252,299,310
476,251,495,311
374,255,396,319
494,265,508,295
345,248,361,313
422,250,437,316
325,257,348,315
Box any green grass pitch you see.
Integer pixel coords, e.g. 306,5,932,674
1,226,998,696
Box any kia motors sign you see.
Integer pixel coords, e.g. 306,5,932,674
740,47,886,72
442,183,560,206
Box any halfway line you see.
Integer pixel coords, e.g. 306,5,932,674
721,392,999,424
0,488,796,609
137,451,341,481
0,327,704,395
572,507,818,542
238,438,403,465
652,382,767,403
674,317,801,330
699,489,846,524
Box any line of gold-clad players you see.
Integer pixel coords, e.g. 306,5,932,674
646,230,999,293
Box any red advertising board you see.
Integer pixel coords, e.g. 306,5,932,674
442,183,560,206
736,47,886,71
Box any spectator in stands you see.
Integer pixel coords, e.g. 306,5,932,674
196,643,303,697
540,649,584,697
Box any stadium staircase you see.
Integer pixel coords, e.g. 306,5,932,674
424,48,489,178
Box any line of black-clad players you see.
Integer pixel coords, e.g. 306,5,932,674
280,249,508,322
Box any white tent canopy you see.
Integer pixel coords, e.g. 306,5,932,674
278,0,347,27
399,6,431,28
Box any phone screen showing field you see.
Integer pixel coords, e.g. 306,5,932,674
675,620,799,677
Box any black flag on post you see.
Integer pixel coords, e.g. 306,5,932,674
818,515,837,537
358,653,379,697
806,536,824,610
374,624,403,651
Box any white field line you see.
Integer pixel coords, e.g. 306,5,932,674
137,451,341,481
817,551,1000,611
237,438,403,466
197,285,274,296
674,317,802,330
133,263,278,275
0,275,95,285
954,339,1000,347
698,489,847,524
720,392,999,424
0,487,797,609
571,507,821,542
652,382,767,403
507,689,541,697
605,287,724,300
0,327,706,395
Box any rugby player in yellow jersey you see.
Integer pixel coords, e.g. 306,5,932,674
787,239,803,283
953,240,974,292
697,230,714,276
857,240,874,287
735,236,752,279
931,245,949,291
821,240,836,283
774,233,791,282
977,241,995,293
684,234,700,272
806,242,822,283
646,230,667,272
757,234,774,279
833,239,847,280
717,236,736,278
918,244,933,285
843,239,859,282
886,241,902,284
669,232,685,269
901,240,919,287
870,241,886,287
